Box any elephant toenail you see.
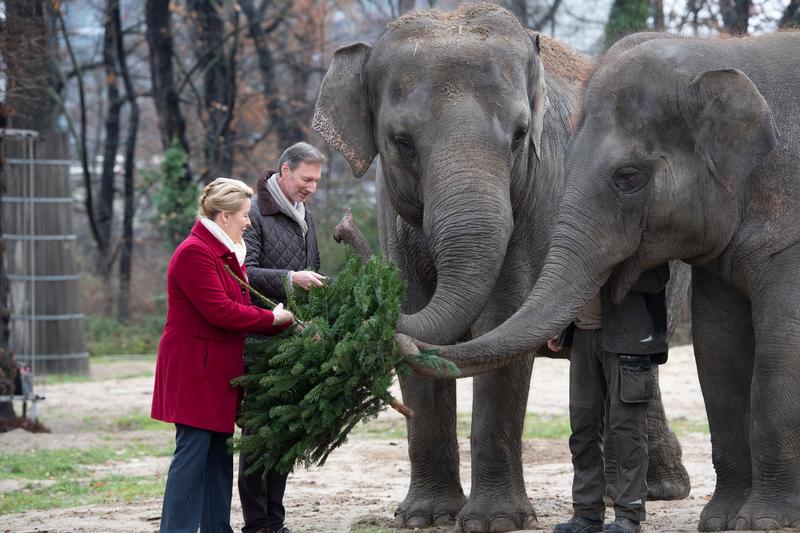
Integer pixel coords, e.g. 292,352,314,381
700,517,724,531
488,515,518,532
405,515,430,528
734,516,751,530
697,517,727,531
753,517,780,530
432,513,456,526
461,518,486,532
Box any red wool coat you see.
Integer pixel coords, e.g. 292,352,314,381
151,220,290,433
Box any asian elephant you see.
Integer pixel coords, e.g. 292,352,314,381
422,31,800,531
313,6,689,531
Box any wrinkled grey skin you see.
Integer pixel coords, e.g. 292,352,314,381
314,7,687,532
428,32,800,531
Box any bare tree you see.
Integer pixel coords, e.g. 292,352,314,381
146,0,191,179
780,0,800,27
653,0,666,29
97,0,124,279
186,0,240,183
240,0,304,149
114,0,140,322
720,0,751,34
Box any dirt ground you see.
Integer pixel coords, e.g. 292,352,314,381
0,346,786,533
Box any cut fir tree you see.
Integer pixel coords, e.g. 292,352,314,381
228,250,458,476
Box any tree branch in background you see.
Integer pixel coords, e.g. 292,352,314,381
240,0,305,149
53,2,104,249
145,0,192,185
187,0,240,183
779,0,800,27
532,0,564,31
653,0,666,29
115,0,139,322
98,0,123,263
719,0,751,34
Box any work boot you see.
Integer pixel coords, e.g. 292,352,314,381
603,517,640,533
552,515,604,533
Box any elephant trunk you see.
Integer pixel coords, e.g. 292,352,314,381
422,201,629,377
398,166,514,345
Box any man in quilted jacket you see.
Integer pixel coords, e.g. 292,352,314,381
239,142,325,533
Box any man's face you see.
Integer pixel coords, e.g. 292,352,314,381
277,161,322,204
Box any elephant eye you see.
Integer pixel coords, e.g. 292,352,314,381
612,166,649,193
512,126,528,150
393,135,416,156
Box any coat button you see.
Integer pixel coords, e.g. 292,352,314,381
241,288,246,294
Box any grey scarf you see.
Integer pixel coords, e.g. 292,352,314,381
266,173,308,236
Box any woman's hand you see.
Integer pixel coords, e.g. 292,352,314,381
272,303,295,326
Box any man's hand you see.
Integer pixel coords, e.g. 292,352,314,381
546,335,563,352
292,270,325,290
272,303,295,325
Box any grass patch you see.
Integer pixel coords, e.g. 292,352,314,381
81,413,175,435
36,373,95,385
0,474,165,515
669,416,709,436
0,440,173,513
0,442,172,482
350,516,400,533
352,412,706,441
352,412,571,440
85,314,163,356
111,413,173,432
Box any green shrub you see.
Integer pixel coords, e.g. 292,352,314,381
85,314,163,356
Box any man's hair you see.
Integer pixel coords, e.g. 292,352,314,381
278,142,326,174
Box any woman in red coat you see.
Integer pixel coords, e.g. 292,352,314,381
152,177,294,533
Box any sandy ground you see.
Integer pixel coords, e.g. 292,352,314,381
0,346,780,533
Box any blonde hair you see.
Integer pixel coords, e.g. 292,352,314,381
198,177,254,220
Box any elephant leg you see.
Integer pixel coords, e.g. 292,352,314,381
732,279,800,530
395,373,466,528
644,368,690,500
390,220,466,528
604,368,691,502
456,355,537,533
691,268,755,532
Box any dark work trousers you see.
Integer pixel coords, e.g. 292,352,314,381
568,328,652,523
160,424,235,533
238,424,289,533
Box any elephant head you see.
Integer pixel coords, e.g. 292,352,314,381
313,6,548,344
418,38,778,375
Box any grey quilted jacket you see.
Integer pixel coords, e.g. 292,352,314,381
243,170,321,306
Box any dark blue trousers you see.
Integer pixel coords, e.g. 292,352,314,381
160,424,235,533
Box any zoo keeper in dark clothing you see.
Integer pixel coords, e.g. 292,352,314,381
152,178,295,533
238,142,325,533
550,264,669,533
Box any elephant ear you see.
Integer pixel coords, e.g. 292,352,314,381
312,43,375,178
690,69,777,192
528,32,548,162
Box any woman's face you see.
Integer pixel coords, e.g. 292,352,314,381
219,198,252,243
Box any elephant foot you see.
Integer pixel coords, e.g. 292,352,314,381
394,489,467,529
731,498,800,530
646,419,691,501
454,495,537,532
646,468,691,501
698,492,747,531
